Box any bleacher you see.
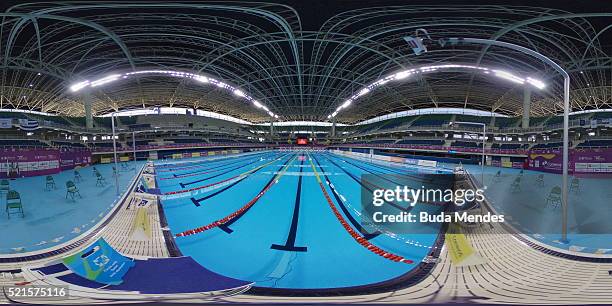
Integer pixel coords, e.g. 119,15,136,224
94,117,113,128
396,139,444,145
88,142,116,148
451,141,481,148
531,142,563,149
0,139,48,147
368,139,395,144
0,112,26,119
527,116,551,126
577,139,612,148
377,117,407,130
454,115,490,124
410,114,452,127
495,117,519,128
168,138,204,144
491,143,527,149
209,138,236,143
52,141,86,148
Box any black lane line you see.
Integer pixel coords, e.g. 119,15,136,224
271,157,308,252
179,157,273,188
218,154,296,234
311,155,380,240
160,151,268,171
320,154,411,213
190,153,290,207
173,153,273,177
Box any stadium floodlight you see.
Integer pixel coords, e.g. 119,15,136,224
493,70,525,84
68,69,277,119
70,80,90,92
328,63,546,118
233,89,245,97
90,74,121,87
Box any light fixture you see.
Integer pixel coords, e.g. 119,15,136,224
328,63,547,119
68,69,276,119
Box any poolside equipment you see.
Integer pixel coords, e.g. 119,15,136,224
0,179,9,194
74,170,82,182
6,190,24,219
130,207,152,241
493,170,502,182
45,175,56,190
510,176,521,193
96,171,107,186
546,186,562,209
536,174,544,187
21,238,252,300
66,180,82,200
569,177,580,193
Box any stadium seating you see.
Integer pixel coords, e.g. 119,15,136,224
0,139,48,147
532,142,563,149
451,141,481,148
396,139,444,145
577,139,612,148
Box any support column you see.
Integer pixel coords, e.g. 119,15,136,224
84,91,93,129
522,88,531,128
269,121,274,141
331,117,337,137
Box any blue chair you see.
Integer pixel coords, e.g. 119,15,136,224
66,181,82,200
569,177,580,193
546,186,562,209
510,176,521,193
0,179,9,194
45,176,56,191
74,170,82,182
6,190,24,219
95,171,106,186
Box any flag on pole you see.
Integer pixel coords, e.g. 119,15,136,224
18,119,39,130
0,118,12,129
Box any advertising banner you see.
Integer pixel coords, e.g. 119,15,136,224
0,148,60,178
527,150,565,174
62,238,135,285
59,149,91,170
527,148,612,175
572,148,612,174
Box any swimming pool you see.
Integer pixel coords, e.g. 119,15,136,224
158,151,450,289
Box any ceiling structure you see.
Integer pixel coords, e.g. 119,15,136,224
0,2,611,123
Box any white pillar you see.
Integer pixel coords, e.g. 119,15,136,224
522,88,531,128
84,91,93,129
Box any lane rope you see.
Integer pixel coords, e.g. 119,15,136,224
174,155,297,237
307,154,414,264
163,153,288,195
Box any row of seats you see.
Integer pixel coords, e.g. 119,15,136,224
0,139,48,147
577,139,612,148
396,139,444,145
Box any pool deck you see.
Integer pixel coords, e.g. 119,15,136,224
1,152,611,304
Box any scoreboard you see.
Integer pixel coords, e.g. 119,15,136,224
297,138,308,145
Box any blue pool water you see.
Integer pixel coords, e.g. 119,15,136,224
159,151,448,289
0,161,145,254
